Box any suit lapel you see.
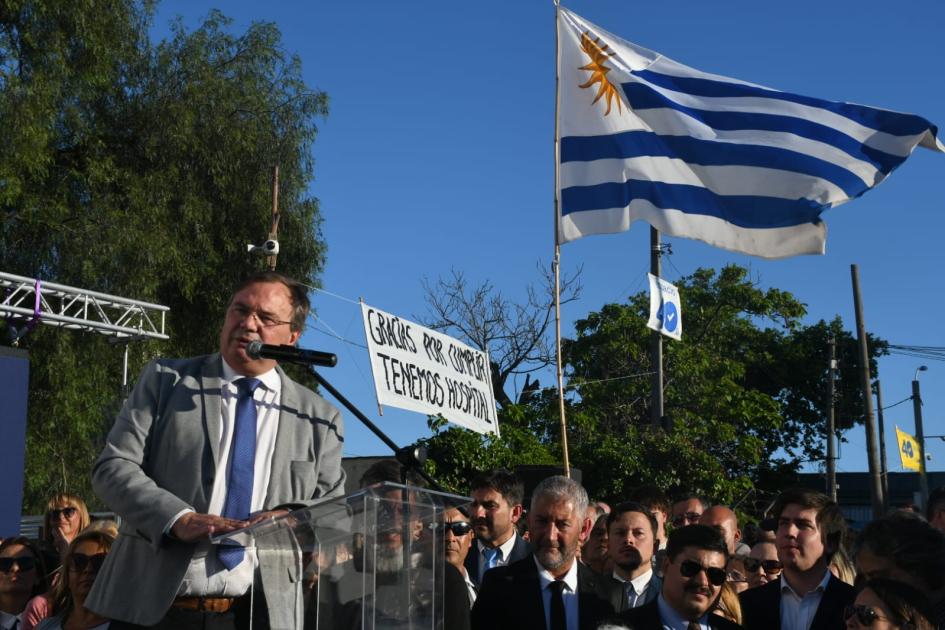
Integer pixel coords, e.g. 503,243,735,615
200,354,225,470
809,575,842,630
265,366,298,507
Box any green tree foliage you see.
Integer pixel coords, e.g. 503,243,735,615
422,265,886,510
0,1,328,512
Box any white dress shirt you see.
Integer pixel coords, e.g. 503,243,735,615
612,567,654,608
536,557,579,630
780,570,832,630
477,532,519,581
0,611,19,630
170,360,283,596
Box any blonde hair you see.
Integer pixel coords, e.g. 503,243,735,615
713,582,743,626
49,530,114,620
43,493,91,547
829,545,856,586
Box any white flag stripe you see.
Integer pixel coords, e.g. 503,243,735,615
560,158,849,206
559,200,827,257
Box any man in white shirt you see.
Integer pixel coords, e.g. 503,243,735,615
471,476,617,630
739,488,854,630
444,507,477,607
465,470,530,586
605,502,661,612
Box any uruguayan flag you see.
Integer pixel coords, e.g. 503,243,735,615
557,7,943,258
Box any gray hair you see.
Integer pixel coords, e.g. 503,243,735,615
531,475,589,516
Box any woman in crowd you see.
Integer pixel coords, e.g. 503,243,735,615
844,579,936,630
35,530,113,630
0,537,47,629
40,495,90,572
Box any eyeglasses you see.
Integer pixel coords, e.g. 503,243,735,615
843,605,896,626
743,558,783,574
444,521,473,536
671,512,702,527
48,506,78,520
70,553,107,574
227,304,292,328
678,559,727,586
726,570,748,583
0,556,36,573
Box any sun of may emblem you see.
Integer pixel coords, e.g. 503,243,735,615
578,31,623,116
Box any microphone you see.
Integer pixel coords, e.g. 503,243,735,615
246,341,337,367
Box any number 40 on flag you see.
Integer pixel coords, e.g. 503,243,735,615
647,273,682,341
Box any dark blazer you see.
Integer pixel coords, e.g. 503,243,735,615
471,555,617,630
607,572,662,612
614,598,744,629
464,532,531,586
739,574,856,630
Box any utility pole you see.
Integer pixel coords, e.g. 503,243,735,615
913,367,930,511
850,264,885,518
874,379,889,509
650,226,664,429
826,337,837,501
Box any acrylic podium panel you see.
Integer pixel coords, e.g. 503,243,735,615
213,482,470,630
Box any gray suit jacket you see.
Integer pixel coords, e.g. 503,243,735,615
86,354,346,628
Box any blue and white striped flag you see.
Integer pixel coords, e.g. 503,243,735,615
556,8,943,258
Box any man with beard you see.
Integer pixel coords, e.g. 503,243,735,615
614,525,742,629
605,502,661,612
471,476,617,630
465,470,530,586
739,488,853,630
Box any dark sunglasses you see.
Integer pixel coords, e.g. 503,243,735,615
0,556,36,573
671,512,702,526
70,553,107,574
444,521,473,536
843,605,895,626
743,558,783,574
678,559,727,586
48,506,78,520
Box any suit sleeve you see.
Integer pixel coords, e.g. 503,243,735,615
91,360,193,549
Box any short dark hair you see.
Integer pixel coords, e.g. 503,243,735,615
627,485,671,514
607,501,658,537
672,494,709,511
0,536,48,597
470,470,524,507
927,486,945,521
665,524,729,562
234,271,310,332
771,487,845,561
855,511,945,593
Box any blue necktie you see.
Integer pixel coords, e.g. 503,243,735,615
218,377,261,570
481,547,500,581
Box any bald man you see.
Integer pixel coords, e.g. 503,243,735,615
699,506,748,556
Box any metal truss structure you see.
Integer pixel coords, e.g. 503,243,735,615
0,271,169,341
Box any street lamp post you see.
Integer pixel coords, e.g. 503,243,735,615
913,365,929,511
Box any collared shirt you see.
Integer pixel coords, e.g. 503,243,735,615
780,570,832,630
172,359,283,596
462,567,478,607
656,593,710,630
536,557,579,630
477,533,519,581
0,611,19,630
612,568,654,608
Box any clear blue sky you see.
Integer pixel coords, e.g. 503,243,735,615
154,1,944,480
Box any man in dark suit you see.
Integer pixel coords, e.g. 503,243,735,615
88,272,346,630
465,470,531,586
739,488,854,630
605,502,661,612
471,475,617,630
614,524,742,630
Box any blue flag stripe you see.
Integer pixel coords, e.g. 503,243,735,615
560,131,868,198
560,180,825,229
632,68,937,138
621,82,905,174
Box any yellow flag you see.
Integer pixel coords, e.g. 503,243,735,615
896,426,922,472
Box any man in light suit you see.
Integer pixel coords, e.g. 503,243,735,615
87,271,346,630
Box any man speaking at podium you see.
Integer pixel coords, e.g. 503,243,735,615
87,271,346,630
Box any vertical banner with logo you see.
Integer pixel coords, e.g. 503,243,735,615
896,426,922,472
646,273,682,341
360,303,498,435
0,347,29,536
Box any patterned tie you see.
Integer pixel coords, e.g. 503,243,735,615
481,547,500,580
218,377,261,570
549,580,567,630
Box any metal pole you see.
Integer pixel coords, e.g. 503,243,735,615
874,379,889,509
826,338,837,501
850,264,885,518
912,377,930,511
650,226,664,428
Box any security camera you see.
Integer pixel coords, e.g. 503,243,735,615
247,239,279,255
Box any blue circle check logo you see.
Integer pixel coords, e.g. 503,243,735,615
658,301,679,333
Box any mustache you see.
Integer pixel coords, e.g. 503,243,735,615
685,583,713,597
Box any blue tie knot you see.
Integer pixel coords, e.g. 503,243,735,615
237,377,261,398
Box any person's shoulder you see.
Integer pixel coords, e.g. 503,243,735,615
710,614,746,629
614,598,659,624
826,574,856,599
34,615,64,630
740,578,781,604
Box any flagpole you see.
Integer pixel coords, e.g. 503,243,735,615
553,1,571,478
650,227,664,429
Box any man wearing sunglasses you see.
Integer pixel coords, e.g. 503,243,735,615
613,524,741,629
444,508,477,607
671,496,709,530
88,272,346,630
0,537,46,630
739,488,854,630
745,541,782,589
